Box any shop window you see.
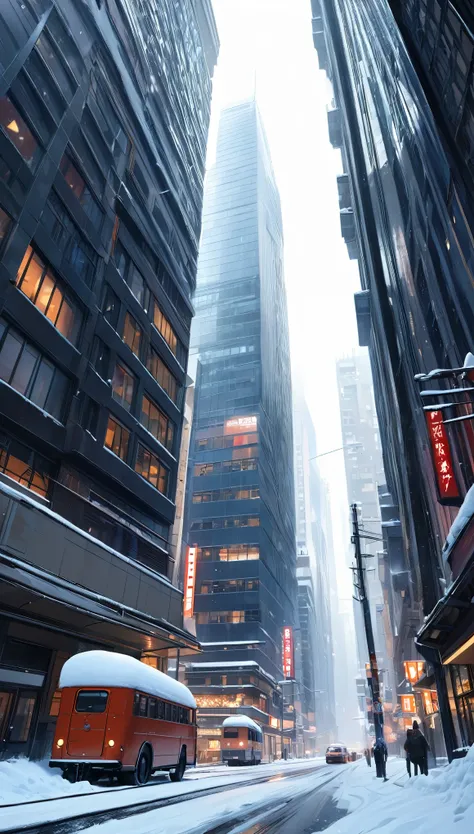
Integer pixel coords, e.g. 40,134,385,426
140,395,174,450
0,96,41,168
146,346,179,403
102,285,120,330
135,443,168,495
123,312,141,357
0,317,68,421
112,362,135,411
17,246,82,344
104,415,129,461
9,694,36,742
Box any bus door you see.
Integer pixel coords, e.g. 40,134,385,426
67,689,109,758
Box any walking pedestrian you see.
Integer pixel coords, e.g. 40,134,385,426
372,738,388,781
404,728,413,777
411,720,429,775
364,747,371,767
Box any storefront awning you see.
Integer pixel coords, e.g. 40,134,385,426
0,552,200,654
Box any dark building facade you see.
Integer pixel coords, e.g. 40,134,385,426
182,100,299,762
0,0,218,759
312,0,474,756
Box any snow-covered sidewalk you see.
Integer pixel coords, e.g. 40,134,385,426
328,747,474,834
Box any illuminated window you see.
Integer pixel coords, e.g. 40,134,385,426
0,96,41,168
146,346,179,403
112,362,135,411
123,312,141,357
17,246,82,344
135,443,168,495
59,154,102,225
0,439,51,498
141,395,174,451
104,415,129,461
192,487,259,503
196,610,260,624
153,298,177,355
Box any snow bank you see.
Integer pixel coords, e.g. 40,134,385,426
59,651,196,708
0,758,102,805
222,715,262,732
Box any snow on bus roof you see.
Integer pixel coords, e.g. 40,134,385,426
59,651,196,709
222,715,262,732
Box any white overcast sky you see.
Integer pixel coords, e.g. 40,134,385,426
208,0,363,597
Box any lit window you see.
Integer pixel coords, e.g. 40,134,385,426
135,443,168,495
123,312,141,357
146,346,179,403
112,362,135,411
17,246,82,344
153,298,177,355
140,395,174,450
104,415,129,461
0,96,41,168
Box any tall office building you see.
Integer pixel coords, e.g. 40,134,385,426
182,100,299,763
0,0,218,759
312,0,474,756
293,389,336,751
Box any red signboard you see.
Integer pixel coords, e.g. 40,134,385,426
426,411,460,500
183,547,196,618
282,627,294,679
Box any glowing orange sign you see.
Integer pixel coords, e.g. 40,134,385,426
421,690,439,715
426,411,460,500
403,661,425,684
183,547,196,618
282,626,294,679
400,695,416,714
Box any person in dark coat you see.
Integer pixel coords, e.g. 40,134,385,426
411,720,429,775
404,728,413,776
364,747,371,767
372,738,388,780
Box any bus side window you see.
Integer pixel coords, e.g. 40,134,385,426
148,697,156,719
165,702,171,721
133,692,140,716
157,699,165,720
139,695,148,717
171,704,178,723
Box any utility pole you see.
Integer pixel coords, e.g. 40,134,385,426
351,503,384,743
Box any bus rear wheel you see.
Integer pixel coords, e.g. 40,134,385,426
122,748,152,786
170,748,186,782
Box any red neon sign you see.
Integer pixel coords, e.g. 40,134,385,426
282,626,294,679
183,547,196,618
426,411,460,500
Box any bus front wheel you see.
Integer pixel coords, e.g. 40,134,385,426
170,747,186,782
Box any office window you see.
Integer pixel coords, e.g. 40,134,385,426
140,395,174,451
190,516,260,532
146,346,179,403
81,395,99,438
34,30,76,102
17,246,82,344
0,438,51,498
194,458,257,476
0,318,68,421
104,415,129,461
0,96,41,168
0,207,12,251
102,285,120,330
112,362,135,411
196,610,260,625
91,337,110,379
153,299,177,355
123,312,141,357
135,444,168,495
114,242,150,311
42,192,97,286
59,154,102,226
192,486,260,503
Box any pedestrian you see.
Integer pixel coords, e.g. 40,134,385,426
411,720,429,775
404,728,413,777
372,738,388,781
364,747,371,767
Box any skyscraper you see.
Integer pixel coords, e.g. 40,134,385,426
182,100,299,763
293,388,336,750
312,0,474,755
0,0,218,760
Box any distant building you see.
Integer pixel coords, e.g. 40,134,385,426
0,0,218,760
182,100,299,763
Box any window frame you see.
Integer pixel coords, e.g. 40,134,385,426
104,414,130,462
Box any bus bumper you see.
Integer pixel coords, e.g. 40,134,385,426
49,759,122,770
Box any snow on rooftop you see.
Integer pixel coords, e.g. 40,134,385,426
188,661,259,669
222,715,262,732
443,483,474,561
59,651,196,708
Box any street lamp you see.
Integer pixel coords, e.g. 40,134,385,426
309,442,362,461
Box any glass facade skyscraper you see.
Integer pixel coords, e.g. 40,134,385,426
183,101,298,762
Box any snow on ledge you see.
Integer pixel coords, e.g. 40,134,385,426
59,651,196,708
222,715,262,732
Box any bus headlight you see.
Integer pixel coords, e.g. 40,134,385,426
56,739,64,748
239,741,244,747
108,739,115,747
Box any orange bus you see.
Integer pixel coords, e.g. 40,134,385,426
49,650,197,785
221,715,263,765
